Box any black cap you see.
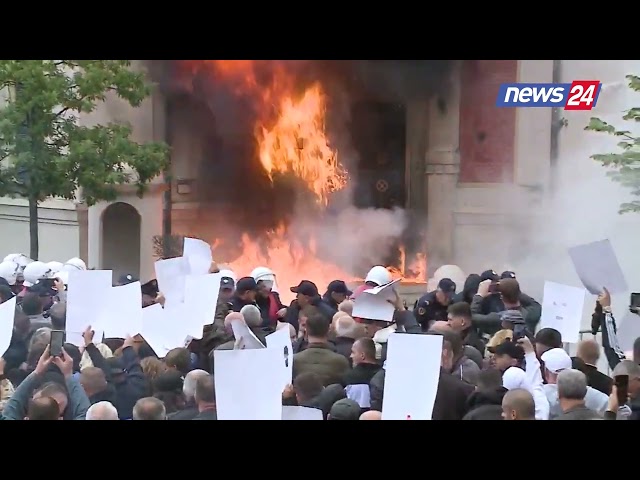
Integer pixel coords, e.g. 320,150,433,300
118,273,138,286
141,279,159,297
29,279,57,297
290,280,319,297
327,280,352,296
220,277,235,290
236,277,258,293
501,271,516,279
492,341,525,360
480,270,499,282
437,278,456,296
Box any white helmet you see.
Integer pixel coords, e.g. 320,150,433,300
3,254,32,271
219,269,237,282
47,261,64,274
23,261,54,286
364,265,392,286
0,260,21,285
63,257,87,272
56,270,70,286
250,266,276,283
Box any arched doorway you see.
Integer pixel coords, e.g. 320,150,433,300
101,202,141,283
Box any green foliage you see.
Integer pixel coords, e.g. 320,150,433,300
0,60,169,205
585,75,640,213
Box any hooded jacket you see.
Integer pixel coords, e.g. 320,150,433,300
463,387,508,420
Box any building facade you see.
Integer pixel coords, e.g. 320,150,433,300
1,60,639,293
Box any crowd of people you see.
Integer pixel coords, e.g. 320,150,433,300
0,252,638,420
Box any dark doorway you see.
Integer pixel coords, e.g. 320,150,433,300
350,101,407,210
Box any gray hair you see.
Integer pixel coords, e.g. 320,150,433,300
132,397,166,420
29,327,52,350
183,369,209,400
86,401,119,420
334,315,359,339
613,360,640,380
557,368,588,401
240,304,262,328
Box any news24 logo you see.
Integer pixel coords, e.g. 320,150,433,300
496,80,602,110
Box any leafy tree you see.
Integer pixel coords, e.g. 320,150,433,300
0,60,169,259
585,74,640,213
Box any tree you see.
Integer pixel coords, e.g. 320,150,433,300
0,60,169,259
585,74,640,213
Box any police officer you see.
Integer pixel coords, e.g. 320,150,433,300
414,278,456,331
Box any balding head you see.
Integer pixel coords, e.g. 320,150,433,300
613,359,640,379
502,388,535,420
338,300,353,316
86,401,119,420
577,339,600,365
359,410,382,420
133,397,166,420
240,304,262,328
334,315,362,339
183,369,209,400
80,367,107,397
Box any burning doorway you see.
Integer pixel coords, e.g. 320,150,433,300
161,60,450,301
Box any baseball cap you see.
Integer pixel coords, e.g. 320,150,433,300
327,280,352,296
492,340,525,360
117,273,138,286
236,277,258,293
541,348,572,374
480,270,499,282
501,271,516,279
437,278,456,297
502,366,526,390
220,277,235,290
329,399,361,420
290,280,319,297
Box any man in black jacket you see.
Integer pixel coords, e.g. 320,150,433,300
463,368,506,420
284,280,336,333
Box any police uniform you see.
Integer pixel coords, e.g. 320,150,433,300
414,291,448,331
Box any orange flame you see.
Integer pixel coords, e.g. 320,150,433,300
178,60,426,302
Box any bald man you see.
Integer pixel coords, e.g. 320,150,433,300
79,367,116,406
359,410,381,420
575,339,613,395
501,388,536,420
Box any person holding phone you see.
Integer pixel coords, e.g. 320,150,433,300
604,360,640,420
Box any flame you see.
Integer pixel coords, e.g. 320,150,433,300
178,60,426,302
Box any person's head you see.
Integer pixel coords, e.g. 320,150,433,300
350,337,377,366
501,388,535,420
164,347,191,376
240,304,262,328
276,321,297,342
298,305,318,337
184,369,209,402
194,374,216,408
32,381,68,419
338,299,353,316
79,367,107,397
21,292,43,316
235,277,258,302
557,369,588,410
534,328,562,356
498,278,521,308
140,356,168,380
326,280,352,305
491,341,525,372
29,327,52,352
306,310,330,341
502,366,527,390
133,397,167,420
26,396,60,420
335,315,363,340
364,266,391,288
291,280,319,308
293,372,323,404
13,308,31,338
540,348,572,384
86,401,119,420
435,278,456,306
49,302,66,330
152,370,185,413
328,398,361,420
476,368,503,391
447,302,472,333
426,329,463,371
633,337,640,365
612,360,640,400
576,339,600,366
362,318,389,338
359,410,382,420
219,276,235,301
224,312,244,334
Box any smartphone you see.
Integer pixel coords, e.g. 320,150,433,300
489,282,500,294
615,374,629,406
631,293,640,308
49,330,65,357
513,323,526,341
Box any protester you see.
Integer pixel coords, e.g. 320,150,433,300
554,369,602,420
501,388,536,420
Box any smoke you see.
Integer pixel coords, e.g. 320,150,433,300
509,62,640,309
160,60,450,275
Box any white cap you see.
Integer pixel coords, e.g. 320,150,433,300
250,266,275,283
364,266,391,286
219,269,237,282
0,261,20,285
63,257,87,272
23,261,54,286
502,366,526,390
47,261,64,273
541,348,572,374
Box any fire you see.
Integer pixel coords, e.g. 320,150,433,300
179,60,426,302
